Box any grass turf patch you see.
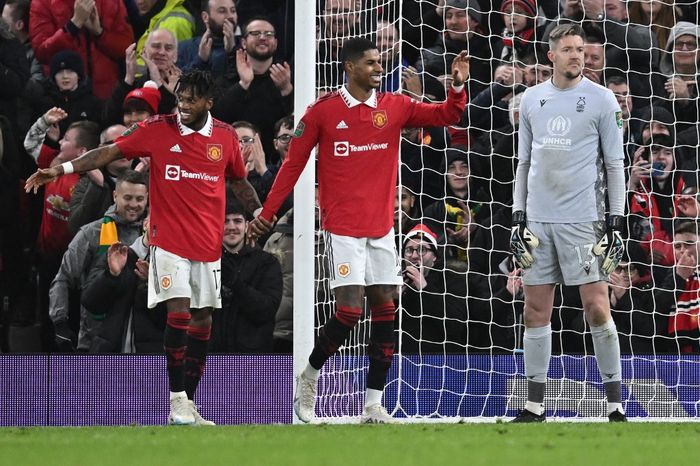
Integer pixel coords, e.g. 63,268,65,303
1,423,698,466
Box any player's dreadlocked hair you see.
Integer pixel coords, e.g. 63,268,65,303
174,70,216,100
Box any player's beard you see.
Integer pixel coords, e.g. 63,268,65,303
563,69,581,80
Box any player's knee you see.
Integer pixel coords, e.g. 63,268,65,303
523,304,551,327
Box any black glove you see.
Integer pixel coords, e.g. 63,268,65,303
592,215,625,275
510,211,539,269
54,321,77,352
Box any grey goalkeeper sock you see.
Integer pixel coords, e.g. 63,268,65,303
523,324,552,405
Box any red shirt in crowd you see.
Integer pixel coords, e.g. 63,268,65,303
115,113,246,262
261,85,466,238
37,172,80,256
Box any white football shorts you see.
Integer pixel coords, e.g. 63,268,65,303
325,228,402,289
147,246,221,309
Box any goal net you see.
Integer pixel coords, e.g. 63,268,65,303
298,0,700,421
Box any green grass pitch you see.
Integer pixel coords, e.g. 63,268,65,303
1,423,698,466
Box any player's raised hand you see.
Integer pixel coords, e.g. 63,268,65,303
107,242,129,277
25,166,62,193
451,51,470,87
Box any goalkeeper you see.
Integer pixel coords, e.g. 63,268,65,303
509,24,627,423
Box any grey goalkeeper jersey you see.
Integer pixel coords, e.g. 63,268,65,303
515,77,624,223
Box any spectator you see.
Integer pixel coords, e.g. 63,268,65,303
2,0,41,82
628,136,686,272
133,0,195,78
2,0,40,135
210,197,282,353
49,169,147,351
608,242,659,354
657,22,700,132
398,223,467,353
263,207,294,353
605,75,639,165
376,19,407,93
241,116,294,216
628,0,682,51
423,148,491,273
82,219,166,353
177,0,240,80
26,116,100,351
317,0,359,90
0,17,29,129
105,32,178,126
68,124,133,236
104,80,161,128
394,185,417,239
520,53,552,87
29,0,133,99
583,33,606,85
416,0,491,98
498,0,540,63
27,50,103,136
653,220,700,353
212,16,293,158
676,186,700,220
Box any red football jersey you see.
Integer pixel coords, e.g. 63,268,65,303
261,86,466,237
115,113,246,262
37,173,80,256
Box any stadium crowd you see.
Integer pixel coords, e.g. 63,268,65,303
0,0,699,356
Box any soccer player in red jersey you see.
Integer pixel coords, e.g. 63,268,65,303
249,38,469,423
26,70,262,426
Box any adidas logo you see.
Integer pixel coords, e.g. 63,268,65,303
336,120,348,129
170,144,182,153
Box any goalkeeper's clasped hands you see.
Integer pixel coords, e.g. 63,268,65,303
510,211,625,274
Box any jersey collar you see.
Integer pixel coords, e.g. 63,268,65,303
339,85,377,108
177,112,213,137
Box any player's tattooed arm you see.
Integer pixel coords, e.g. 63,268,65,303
25,144,124,193
230,177,262,215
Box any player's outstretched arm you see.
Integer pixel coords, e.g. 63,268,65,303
230,177,262,218
24,144,124,194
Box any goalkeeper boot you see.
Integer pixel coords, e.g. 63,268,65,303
189,401,215,426
168,393,195,425
511,409,546,423
294,373,317,423
608,409,627,423
361,404,396,424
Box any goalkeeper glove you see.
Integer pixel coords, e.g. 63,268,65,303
510,211,539,269
592,215,625,275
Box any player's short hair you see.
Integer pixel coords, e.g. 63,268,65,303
174,69,216,100
232,120,260,135
273,115,294,135
675,220,700,238
548,23,585,50
340,37,377,66
67,120,100,151
116,169,148,189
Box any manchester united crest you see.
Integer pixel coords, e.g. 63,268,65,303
338,263,351,278
161,275,172,290
207,143,223,162
372,110,388,129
